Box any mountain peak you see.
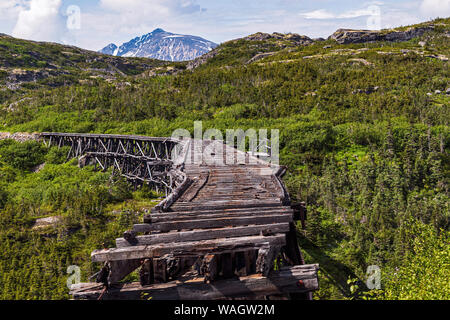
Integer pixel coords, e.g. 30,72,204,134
100,43,118,55
152,28,166,34
99,30,218,61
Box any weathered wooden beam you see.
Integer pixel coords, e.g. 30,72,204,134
153,258,168,283
283,223,305,266
182,173,210,202
153,174,192,212
139,259,153,286
200,254,218,282
292,202,307,230
117,223,290,248
256,245,281,277
92,234,286,263
84,152,171,164
149,205,292,216
71,264,319,300
169,200,283,212
144,207,293,223
133,215,292,233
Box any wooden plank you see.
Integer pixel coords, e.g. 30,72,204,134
180,173,210,202
153,175,192,212
71,264,319,300
133,215,292,233
117,223,290,248
145,209,293,224
170,200,283,212
147,206,293,222
92,234,286,263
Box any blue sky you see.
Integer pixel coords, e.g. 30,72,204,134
0,0,448,50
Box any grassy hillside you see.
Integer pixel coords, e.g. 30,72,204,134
0,18,449,299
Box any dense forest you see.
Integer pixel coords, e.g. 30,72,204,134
0,18,448,299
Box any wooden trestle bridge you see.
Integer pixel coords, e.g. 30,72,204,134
39,132,319,300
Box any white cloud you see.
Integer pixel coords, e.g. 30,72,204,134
0,0,22,12
0,1,27,24
12,0,64,42
301,9,336,20
100,0,201,20
301,7,380,20
74,0,204,49
420,0,450,18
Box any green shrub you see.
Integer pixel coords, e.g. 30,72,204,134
45,146,70,165
0,140,46,171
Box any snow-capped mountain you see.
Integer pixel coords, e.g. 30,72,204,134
100,43,118,56
99,28,218,62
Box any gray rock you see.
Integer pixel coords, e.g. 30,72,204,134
424,54,449,61
244,32,314,46
186,49,220,70
352,86,380,95
246,52,276,64
32,216,63,230
435,90,442,94
328,26,434,44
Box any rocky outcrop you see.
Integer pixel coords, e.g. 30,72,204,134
329,26,435,44
246,52,276,64
32,216,63,230
7,68,50,83
186,49,220,70
245,32,314,46
0,132,41,142
348,58,374,66
3,68,71,89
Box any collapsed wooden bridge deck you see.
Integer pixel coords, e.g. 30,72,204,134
39,133,319,300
